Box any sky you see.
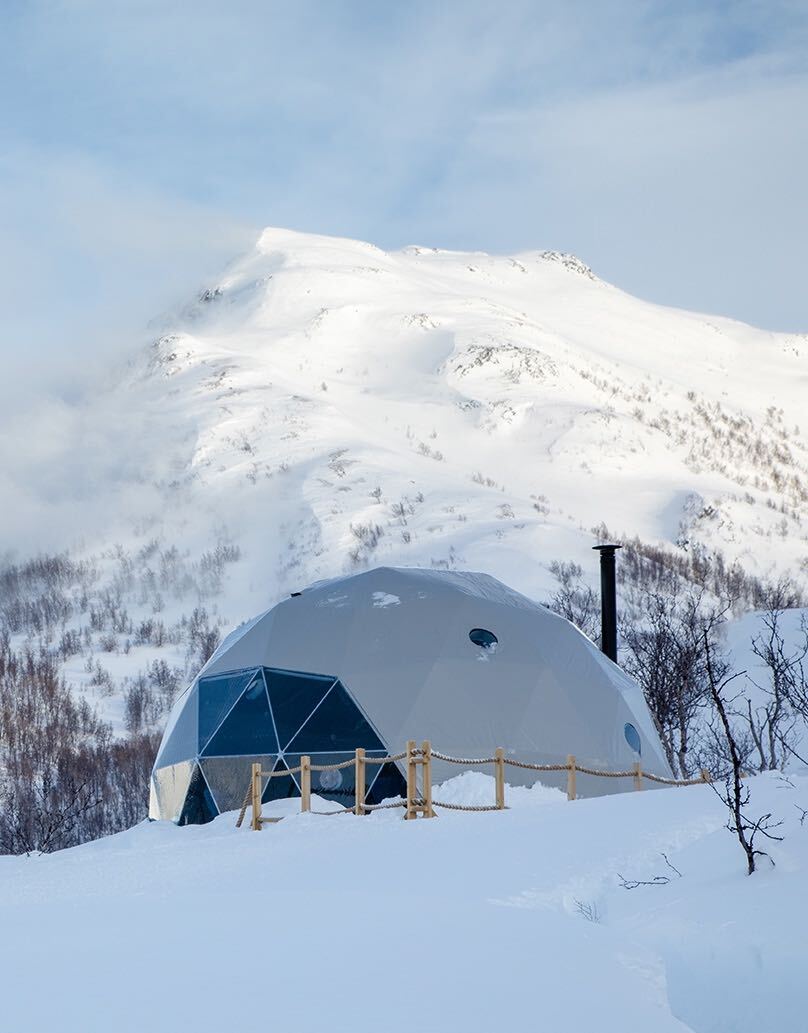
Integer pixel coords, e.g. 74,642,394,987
1,0,807,403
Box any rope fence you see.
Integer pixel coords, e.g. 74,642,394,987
237,740,713,829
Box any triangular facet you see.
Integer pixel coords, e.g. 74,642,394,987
152,760,195,823
284,751,387,806
201,672,279,757
198,669,258,752
178,765,218,825
265,669,335,751
155,687,199,769
200,755,276,814
261,757,299,803
366,762,407,806
286,681,385,754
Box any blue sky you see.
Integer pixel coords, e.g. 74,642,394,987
1,0,806,397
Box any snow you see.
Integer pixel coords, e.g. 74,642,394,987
2,771,806,1033
2,229,806,1028
4,227,806,614
1,227,806,729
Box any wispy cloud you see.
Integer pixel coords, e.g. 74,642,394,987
0,0,805,405
0,148,253,401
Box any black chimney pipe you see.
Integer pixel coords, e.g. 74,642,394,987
593,544,621,664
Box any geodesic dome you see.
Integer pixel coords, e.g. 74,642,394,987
149,566,671,823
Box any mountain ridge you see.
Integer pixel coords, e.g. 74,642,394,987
4,226,807,628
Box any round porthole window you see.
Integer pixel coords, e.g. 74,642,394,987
469,628,498,652
319,768,343,791
624,723,641,755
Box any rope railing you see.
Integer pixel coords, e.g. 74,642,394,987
240,741,713,829
428,799,501,813
430,750,498,765
309,758,356,772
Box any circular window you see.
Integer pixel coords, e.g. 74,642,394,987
624,723,641,755
469,628,498,652
319,768,343,791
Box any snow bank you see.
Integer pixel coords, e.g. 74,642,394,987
1,772,806,1033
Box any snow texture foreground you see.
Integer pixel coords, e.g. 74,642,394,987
2,772,806,1033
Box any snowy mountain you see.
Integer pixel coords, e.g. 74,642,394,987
3,227,807,731
126,225,807,609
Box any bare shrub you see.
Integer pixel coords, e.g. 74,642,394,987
705,632,784,874
348,522,384,567
0,637,160,854
547,562,598,641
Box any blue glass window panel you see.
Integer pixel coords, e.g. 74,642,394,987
366,762,407,806
200,755,276,814
201,673,279,757
261,757,299,803
198,669,258,752
285,681,385,754
284,751,387,805
265,669,335,751
178,765,218,825
154,686,199,769
624,723,642,755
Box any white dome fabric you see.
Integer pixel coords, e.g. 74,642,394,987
149,567,672,822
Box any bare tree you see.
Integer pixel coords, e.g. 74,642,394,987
697,704,756,777
740,585,807,770
547,561,599,641
776,612,808,721
186,607,220,673
1,774,102,856
0,638,159,854
621,585,726,777
705,631,783,875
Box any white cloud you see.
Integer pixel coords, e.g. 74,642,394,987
0,149,254,400
453,56,808,328
0,0,805,445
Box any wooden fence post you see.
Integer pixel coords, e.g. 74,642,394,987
566,755,576,801
422,740,435,818
405,740,417,819
633,761,643,792
495,747,505,809
300,755,311,813
251,762,262,830
354,747,366,816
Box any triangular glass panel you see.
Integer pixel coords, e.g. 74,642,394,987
178,765,218,825
265,668,336,751
262,757,299,803
359,752,392,804
366,761,407,806
200,755,276,814
154,686,199,769
201,672,279,757
286,680,385,754
285,751,387,806
198,669,258,752
152,760,195,823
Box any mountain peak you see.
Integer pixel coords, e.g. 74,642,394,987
10,226,808,606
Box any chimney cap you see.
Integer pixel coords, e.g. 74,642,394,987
592,543,622,552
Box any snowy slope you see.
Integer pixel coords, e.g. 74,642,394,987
2,771,806,1033
144,228,806,604
10,227,808,609
3,227,807,730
